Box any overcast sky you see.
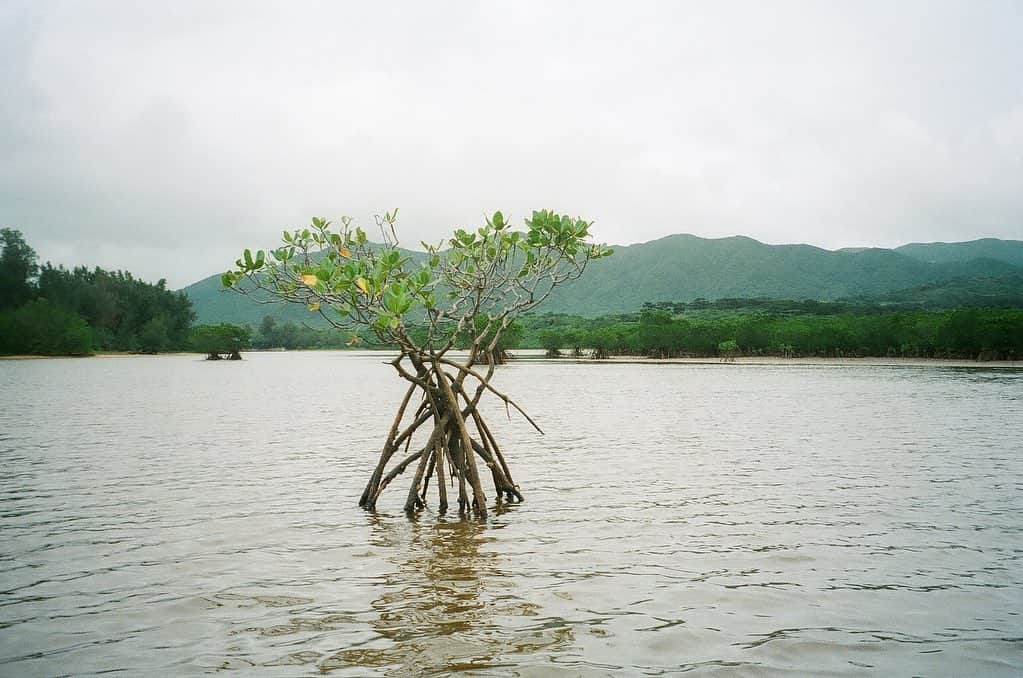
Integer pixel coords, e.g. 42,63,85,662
2,1,1022,288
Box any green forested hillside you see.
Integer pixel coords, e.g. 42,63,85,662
182,234,1023,322
541,235,1021,315
851,271,1023,308
894,238,1023,266
181,276,319,327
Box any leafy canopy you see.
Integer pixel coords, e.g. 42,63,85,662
222,210,612,356
0,228,39,311
190,323,252,356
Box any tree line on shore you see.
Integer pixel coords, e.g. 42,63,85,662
0,229,376,356
1,229,253,357
0,229,196,355
229,306,1023,361
2,228,1021,359
524,308,1023,361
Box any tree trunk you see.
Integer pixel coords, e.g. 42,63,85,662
357,353,529,518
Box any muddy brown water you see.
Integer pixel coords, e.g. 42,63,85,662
1,352,1021,676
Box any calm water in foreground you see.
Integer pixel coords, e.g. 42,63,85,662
1,352,1021,677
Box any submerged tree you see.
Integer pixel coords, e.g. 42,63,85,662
717,339,739,362
539,330,563,358
223,210,612,517
191,323,252,360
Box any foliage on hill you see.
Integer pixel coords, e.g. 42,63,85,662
0,229,195,355
182,233,1023,322
635,272,1023,315
541,235,1022,316
852,272,1023,309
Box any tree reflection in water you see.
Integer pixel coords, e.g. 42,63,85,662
321,511,573,675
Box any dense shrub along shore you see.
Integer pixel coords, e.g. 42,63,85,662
0,229,196,355
525,309,1023,361
187,308,1023,361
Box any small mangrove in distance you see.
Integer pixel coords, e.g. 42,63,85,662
191,323,251,360
222,210,612,517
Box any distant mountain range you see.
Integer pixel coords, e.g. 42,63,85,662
894,238,1023,266
181,235,1023,323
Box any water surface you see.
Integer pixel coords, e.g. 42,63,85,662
1,353,1021,676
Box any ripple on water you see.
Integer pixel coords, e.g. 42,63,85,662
0,354,1021,675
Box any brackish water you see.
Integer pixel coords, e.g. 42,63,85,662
1,352,1021,676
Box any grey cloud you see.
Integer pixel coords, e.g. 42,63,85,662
1,0,1021,287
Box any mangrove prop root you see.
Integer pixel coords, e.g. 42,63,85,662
358,356,535,518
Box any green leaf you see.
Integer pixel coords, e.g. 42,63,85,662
316,259,336,282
